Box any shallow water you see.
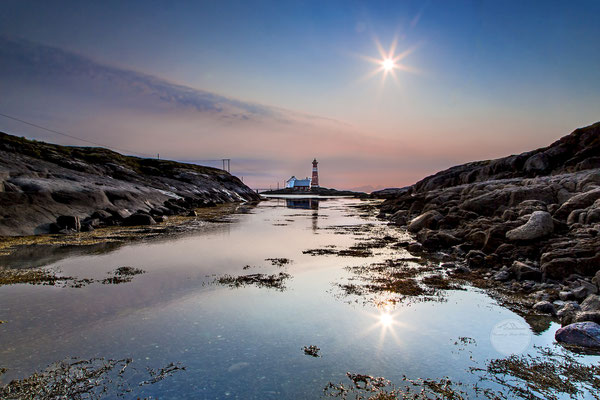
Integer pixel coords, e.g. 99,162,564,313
0,197,594,398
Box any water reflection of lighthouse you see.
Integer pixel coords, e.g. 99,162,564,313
285,198,319,232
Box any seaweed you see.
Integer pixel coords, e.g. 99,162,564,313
265,258,292,267
0,267,92,288
0,266,146,288
323,372,470,400
215,272,292,291
303,345,321,357
0,357,185,399
101,266,145,284
303,248,338,256
421,274,464,291
471,346,600,400
138,362,186,386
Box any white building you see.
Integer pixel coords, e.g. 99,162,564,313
285,176,311,191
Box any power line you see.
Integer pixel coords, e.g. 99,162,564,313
0,112,154,158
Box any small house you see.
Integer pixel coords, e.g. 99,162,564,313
285,176,311,191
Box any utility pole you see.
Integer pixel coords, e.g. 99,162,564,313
221,159,231,172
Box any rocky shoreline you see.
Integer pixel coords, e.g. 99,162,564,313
0,132,260,236
374,121,600,348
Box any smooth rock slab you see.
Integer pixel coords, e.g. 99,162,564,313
555,321,600,348
506,211,554,241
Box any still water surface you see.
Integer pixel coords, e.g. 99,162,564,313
0,197,577,398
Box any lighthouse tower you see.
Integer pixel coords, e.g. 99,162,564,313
311,158,319,189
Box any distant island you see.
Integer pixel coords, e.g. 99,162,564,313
263,158,368,197
260,186,368,197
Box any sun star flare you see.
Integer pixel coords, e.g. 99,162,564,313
360,37,419,86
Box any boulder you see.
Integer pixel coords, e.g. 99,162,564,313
572,285,594,301
466,250,486,269
567,210,585,225
108,209,132,221
524,153,551,175
91,210,112,220
85,218,101,228
559,291,575,301
512,261,542,281
407,210,443,233
80,223,94,232
493,270,511,281
557,302,581,325
389,210,409,225
505,211,553,241
533,300,556,315
542,252,600,281
541,257,577,281
555,322,600,348
578,280,598,296
483,224,515,252
555,188,600,219
593,270,600,289
461,191,510,216
573,311,600,324
407,242,423,254
48,222,62,234
122,213,156,226
581,295,600,312
56,215,81,232
419,230,461,249
466,230,487,248
586,208,600,224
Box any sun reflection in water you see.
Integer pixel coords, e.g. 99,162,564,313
379,311,394,328
360,302,406,350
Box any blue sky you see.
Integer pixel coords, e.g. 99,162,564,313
1,0,599,190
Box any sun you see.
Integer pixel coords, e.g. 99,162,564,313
359,37,419,85
382,58,395,71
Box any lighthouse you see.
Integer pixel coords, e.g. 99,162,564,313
311,158,319,189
